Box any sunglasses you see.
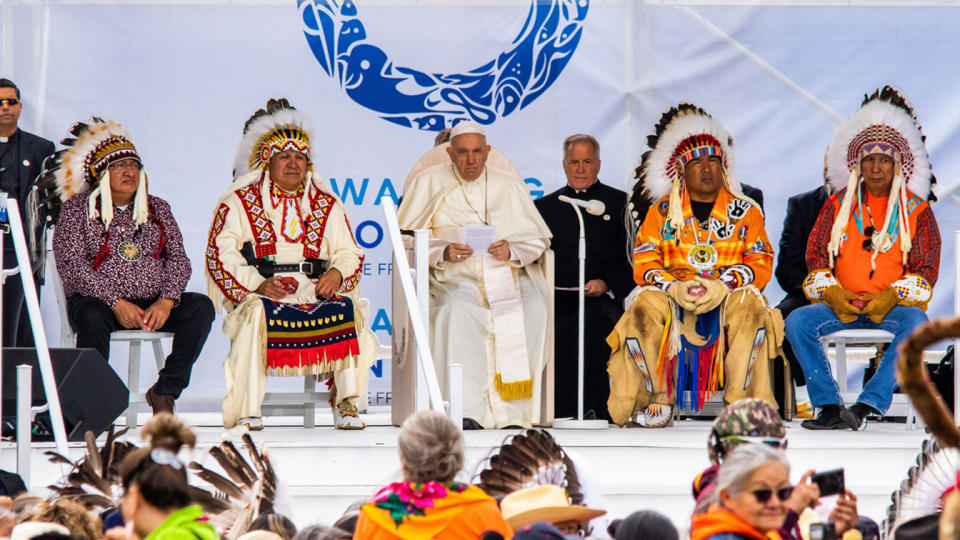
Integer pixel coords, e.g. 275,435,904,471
0,99,19,107
752,486,793,503
721,434,788,451
862,226,875,252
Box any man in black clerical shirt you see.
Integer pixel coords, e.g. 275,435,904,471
0,79,54,347
535,134,634,421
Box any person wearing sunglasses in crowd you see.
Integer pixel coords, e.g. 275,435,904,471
785,86,941,431
691,444,793,540
692,399,859,539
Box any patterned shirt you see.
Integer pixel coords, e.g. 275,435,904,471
803,188,939,306
633,187,773,291
53,191,192,307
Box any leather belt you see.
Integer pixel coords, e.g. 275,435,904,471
253,260,325,278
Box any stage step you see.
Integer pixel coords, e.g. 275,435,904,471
0,410,927,535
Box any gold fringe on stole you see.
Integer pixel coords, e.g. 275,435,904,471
493,374,533,401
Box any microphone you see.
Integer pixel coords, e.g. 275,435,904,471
558,195,605,216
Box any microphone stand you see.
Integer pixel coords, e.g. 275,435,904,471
553,198,607,430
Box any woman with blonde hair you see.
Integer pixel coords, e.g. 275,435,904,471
352,411,512,539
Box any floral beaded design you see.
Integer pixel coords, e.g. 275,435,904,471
372,482,468,528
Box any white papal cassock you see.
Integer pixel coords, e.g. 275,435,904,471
398,160,552,428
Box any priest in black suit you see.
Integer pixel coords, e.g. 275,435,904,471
0,79,55,347
771,181,830,411
535,134,634,421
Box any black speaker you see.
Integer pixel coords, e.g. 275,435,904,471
2,347,129,441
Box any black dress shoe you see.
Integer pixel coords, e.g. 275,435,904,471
801,405,851,430
462,418,483,430
846,402,877,431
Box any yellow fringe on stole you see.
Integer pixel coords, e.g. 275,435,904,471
493,374,533,401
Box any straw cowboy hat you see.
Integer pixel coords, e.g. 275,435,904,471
500,485,606,529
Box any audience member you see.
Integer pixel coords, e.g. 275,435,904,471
206,98,371,431
248,513,297,540
690,444,791,540
292,525,345,540
500,485,605,537
397,121,552,430
105,413,216,540
29,499,100,540
608,103,782,428
0,78,54,349
535,134,633,422
50,118,214,415
612,510,678,540
511,522,567,540
352,410,513,539
786,86,940,430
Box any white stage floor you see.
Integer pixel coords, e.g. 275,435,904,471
0,406,930,536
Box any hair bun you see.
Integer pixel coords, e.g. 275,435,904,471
140,412,196,453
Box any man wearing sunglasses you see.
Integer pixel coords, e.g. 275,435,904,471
786,86,941,431
0,78,54,350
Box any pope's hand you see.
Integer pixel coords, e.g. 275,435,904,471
444,243,474,262
487,240,511,261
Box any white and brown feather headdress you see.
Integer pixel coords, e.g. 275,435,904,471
233,98,315,180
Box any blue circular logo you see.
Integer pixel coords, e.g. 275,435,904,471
299,0,589,131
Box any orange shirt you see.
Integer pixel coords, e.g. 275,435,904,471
353,483,513,540
832,190,924,295
633,187,773,290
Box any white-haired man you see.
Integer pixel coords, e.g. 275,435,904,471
398,121,552,429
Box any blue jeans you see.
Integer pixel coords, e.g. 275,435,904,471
783,302,928,413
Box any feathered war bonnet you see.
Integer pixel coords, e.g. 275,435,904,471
42,118,148,229
232,98,315,181
824,86,935,273
631,103,756,239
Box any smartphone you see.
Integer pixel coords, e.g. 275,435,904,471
811,468,845,497
810,522,837,540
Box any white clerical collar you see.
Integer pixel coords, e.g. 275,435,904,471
0,136,8,143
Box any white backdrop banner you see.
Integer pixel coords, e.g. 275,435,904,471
4,1,959,405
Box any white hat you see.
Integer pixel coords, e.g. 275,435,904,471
449,121,485,139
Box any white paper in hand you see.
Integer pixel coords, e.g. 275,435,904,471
462,225,497,256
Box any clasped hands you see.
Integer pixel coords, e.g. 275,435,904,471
667,276,729,314
444,240,511,262
822,285,898,323
112,298,173,331
254,269,344,301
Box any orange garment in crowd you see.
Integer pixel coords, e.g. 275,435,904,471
690,504,782,540
633,186,773,290
353,482,513,540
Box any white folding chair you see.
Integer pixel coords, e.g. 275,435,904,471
818,328,920,429
48,251,172,427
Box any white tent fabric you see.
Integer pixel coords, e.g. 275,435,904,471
3,1,958,400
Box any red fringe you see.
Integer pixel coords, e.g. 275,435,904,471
266,339,359,371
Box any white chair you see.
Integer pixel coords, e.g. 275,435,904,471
48,251,172,428
818,329,920,429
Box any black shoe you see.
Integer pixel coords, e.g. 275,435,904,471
846,402,876,431
502,425,524,430
801,405,850,430
462,418,483,430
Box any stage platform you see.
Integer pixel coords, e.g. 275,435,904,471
0,406,929,534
